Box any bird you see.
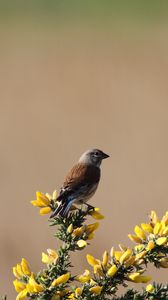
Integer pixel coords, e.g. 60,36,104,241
50,149,109,218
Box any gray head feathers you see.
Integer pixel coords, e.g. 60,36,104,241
78,149,109,167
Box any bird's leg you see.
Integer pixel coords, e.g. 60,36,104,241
84,203,95,213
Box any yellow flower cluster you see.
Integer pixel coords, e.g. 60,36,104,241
15,192,168,300
69,271,103,299
67,221,100,249
73,248,151,299
146,283,155,293
88,207,104,220
13,257,71,300
31,191,57,215
31,191,105,221
72,212,166,297
13,259,44,300
42,273,71,300
84,248,151,283
69,285,103,299
75,211,167,289
42,248,58,264
128,210,168,268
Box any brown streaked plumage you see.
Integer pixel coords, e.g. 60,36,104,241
50,149,109,218
57,163,100,203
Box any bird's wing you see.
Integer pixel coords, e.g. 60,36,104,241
57,163,100,201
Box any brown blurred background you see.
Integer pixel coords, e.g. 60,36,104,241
0,1,168,298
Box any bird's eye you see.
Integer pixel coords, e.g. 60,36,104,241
94,151,99,156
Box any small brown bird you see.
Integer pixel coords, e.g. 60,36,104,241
50,149,109,218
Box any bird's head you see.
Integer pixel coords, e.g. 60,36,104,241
79,149,109,167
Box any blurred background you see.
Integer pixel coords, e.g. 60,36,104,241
0,1,168,298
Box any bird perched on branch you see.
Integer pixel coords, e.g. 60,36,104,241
50,149,109,218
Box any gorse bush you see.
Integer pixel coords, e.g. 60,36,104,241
6,191,168,299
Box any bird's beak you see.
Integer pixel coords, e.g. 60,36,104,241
102,152,110,159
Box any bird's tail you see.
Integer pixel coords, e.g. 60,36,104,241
50,199,74,219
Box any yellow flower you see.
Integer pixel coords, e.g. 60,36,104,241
128,272,140,281
75,287,82,297
31,191,50,207
161,211,168,225
76,269,91,283
135,250,147,261
89,208,104,220
42,253,53,264
150,211,159,226
77,240,87,248
39,207,52,215
36,191,50,205
129,273,151,283
141,223,153,233
31,191,53,215
26,274,44,293
89,286,103,295
72,226,84,237
156,237,167,246
128,234,142,243
146,284,154,292
160,221,166,234
51,273,70,286
47,248,58,258
90,279,97,285
114,251,122,261
68,293,76,300
42,248,58,264
163,227,168,235
15,264,24,277
107,264,118,277
86,254,100,267
46,190,57,201
93,264,103,275
102,251,108,267
67,224,73,234
124,256,135,267
13,280,26,293
52,190,57,200
119,249,132,264
13,266,22,279
21,259,31,276
133,275,152,283
16,289,28,300
160,258,168,268
13,259,31,278
153,222,162,235
86,222,99,234
87,232,95,240
134,226,146,240
146,240,155,251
